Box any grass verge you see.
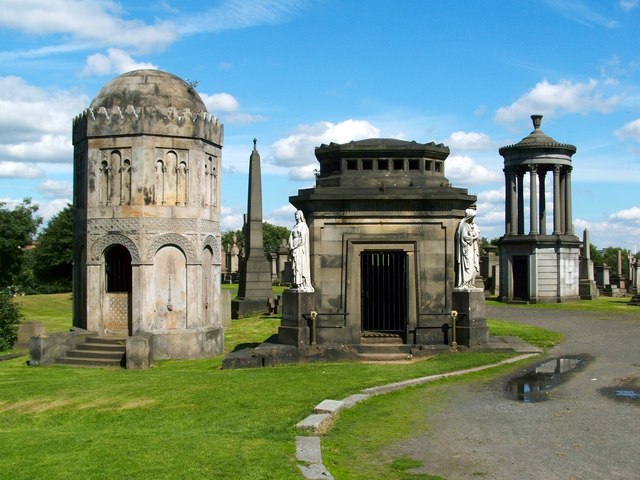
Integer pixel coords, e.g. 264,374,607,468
486,295,638,314
487,318,563,350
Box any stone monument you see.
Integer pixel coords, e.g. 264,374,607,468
498,115,581,303
453,208,488,346
231,140,273,318
70,69,225,365
579,229,598,300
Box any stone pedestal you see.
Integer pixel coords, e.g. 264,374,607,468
16,321,45,350
452,289,488,347
278,290,316,347
126,333,151,369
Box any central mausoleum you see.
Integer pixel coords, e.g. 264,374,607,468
288,138,478,346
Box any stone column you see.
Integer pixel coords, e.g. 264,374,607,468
553,165,562,235
517,169,525,235
565,166,574,235
538,169,547,235
529,165,539,234
505,168,517,235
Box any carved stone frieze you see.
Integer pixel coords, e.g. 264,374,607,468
90,233,141,263
148,233,198,264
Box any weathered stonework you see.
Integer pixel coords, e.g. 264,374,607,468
71,70,224,365
287,138,479,347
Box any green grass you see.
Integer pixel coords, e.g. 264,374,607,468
487,319,563,350
14,293,73,333
486,295,638,314
322,362,531,479
0,293,567,479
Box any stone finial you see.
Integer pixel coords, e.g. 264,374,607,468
253,138,257,151
531,114,543,130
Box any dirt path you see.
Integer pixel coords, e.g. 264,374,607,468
393,306,640,480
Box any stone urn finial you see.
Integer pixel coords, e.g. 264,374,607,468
531,114,543,130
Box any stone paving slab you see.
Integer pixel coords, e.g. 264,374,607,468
313,399,344,414
296,413,332,433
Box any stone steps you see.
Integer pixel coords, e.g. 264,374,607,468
55,336,126,367
355,341,413,362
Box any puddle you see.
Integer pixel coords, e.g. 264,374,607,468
599,377,640,405
507,357,585,403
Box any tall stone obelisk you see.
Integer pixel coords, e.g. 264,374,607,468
231,140,273,318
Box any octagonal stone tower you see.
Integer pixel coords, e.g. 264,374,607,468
72,69,224,361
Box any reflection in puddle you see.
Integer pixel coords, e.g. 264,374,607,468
599,377,640,404
507,357,583,403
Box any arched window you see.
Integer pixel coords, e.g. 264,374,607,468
105,244,132,293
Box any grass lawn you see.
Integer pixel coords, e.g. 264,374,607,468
0,293,565,479
486,295,638,314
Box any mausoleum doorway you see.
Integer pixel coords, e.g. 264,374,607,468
104,244,132,335
360,250,407,336
512,255,529,301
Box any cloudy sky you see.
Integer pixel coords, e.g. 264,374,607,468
1,0,639,250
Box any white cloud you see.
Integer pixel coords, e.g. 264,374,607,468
265,204,296,227
615,119,640,142
446,131,493,150
39,198,72,225
177,0,309,35
545,0,618,28
0,76,88,143
2,135,72,163
618,0,639,12
201,93,240,114
445,155,502,185
609,206,640,221
495,79,621,125
38,179,73,198
0,161,44,178
271,119,380,169
82,49,157,76
0,0,177,54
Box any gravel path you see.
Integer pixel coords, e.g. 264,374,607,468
394,306,640,480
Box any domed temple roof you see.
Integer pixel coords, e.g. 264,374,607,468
89,69,207,113
499,115,576,156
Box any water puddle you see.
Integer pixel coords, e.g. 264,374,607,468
599,377,640,405
507,357,585,403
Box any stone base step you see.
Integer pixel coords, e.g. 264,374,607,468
360,333,404,345
356,344,412,355
54,335,126,367
356,352,414,362
54,356,124,367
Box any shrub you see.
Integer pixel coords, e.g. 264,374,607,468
0,289,22,351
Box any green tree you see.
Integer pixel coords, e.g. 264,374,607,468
0,199,42,288
32,204,73,292
0,289,22,351
221,222,289,254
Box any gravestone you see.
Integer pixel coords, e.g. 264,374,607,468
579,229,598,300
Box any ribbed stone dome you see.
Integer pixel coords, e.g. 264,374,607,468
89,69,207,113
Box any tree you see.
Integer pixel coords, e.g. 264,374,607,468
32,204,73,291
0,289,22,351
0,199,42,288
221,222,289,254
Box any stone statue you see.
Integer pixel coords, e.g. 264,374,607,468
289,210,314,292
455,208,481,290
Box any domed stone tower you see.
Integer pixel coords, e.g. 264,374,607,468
72,69,224,362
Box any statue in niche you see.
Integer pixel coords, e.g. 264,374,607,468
289,210,314,292
455,208,481,291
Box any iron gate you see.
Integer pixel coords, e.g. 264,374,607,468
360,250,407,333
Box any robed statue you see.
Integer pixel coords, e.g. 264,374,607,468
455,208,481,290
289,210,314,292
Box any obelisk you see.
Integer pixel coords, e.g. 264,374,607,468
232,140,274,318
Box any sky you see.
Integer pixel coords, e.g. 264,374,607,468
1,0,640,251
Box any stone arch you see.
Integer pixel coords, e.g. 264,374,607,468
90,233,141,263
202,234,221,264
149,233,198,264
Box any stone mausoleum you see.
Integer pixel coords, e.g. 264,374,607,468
71,70,224,362
285,138,483,347
498,115,581,303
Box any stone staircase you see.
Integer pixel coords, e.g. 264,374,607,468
356,334,413,362
55,336,126,367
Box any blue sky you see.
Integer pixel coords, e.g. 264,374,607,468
1,0,640,250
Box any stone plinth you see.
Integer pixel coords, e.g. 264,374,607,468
126,333,151,369
16,321,45,350
452,289,488,347
278,290,316,347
